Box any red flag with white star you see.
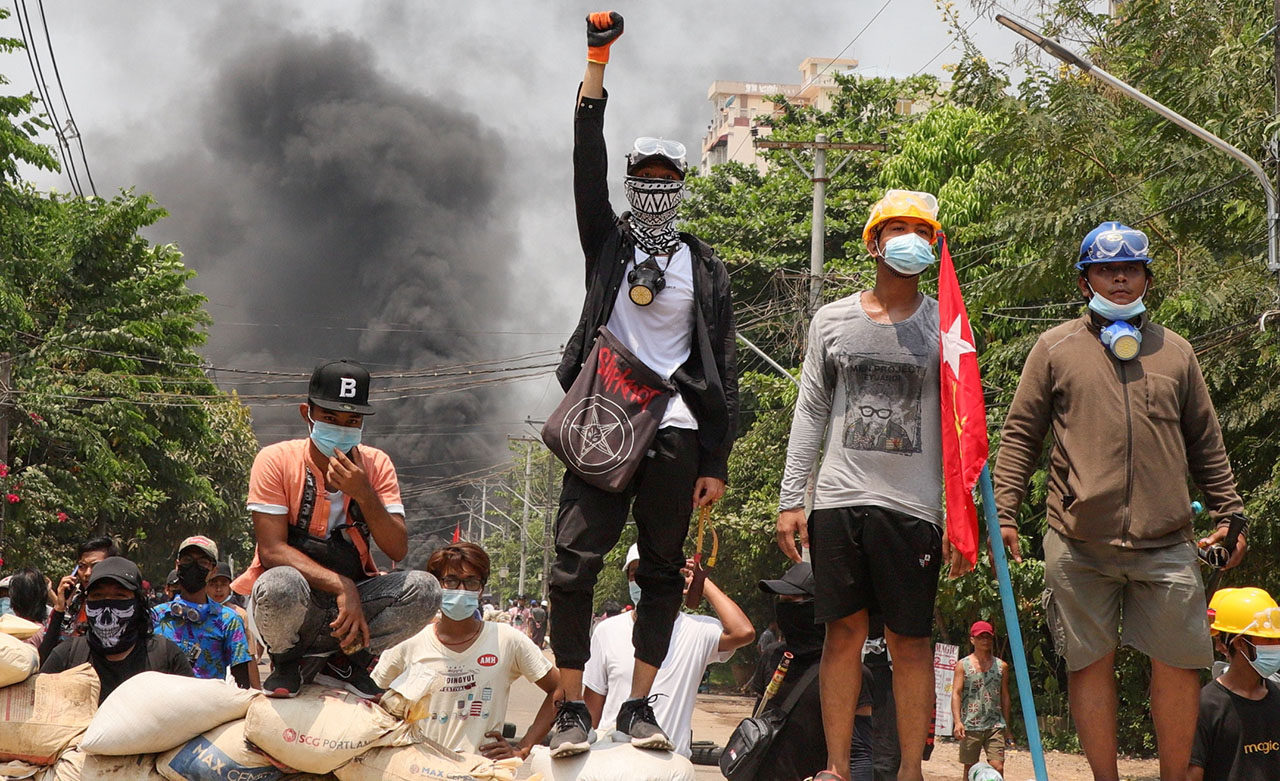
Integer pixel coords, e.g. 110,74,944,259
938,234,989,564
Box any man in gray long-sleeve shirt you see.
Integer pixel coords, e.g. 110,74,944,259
777,190,955,781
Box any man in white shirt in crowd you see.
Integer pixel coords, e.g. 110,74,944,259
583,544,754,758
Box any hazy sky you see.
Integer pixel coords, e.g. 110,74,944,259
0,0,1034,532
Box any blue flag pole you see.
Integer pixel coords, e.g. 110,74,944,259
977,463,1049,781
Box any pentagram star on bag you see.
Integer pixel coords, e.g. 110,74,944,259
542,326,674,492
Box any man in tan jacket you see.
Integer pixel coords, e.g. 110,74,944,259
993,221,1247,781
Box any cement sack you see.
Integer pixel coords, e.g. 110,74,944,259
34,748,86,781
81,672,257,755
0,615,41,640
243,686,411,775
0,632,39,687
80,753,165,780
156,719,282,781
0,664,99,765
279,775,339,780
333,740,522,781
521,739,696,781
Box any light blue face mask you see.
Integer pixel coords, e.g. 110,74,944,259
1245,639,1280,678
1086,282,1147,321
628,580,642,607
309,414,363,456
879,233,936,276
0,597,10,615
440,588,480,621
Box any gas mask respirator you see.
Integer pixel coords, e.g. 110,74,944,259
627,255,668,306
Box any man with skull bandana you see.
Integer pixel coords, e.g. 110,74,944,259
41,556,192,702
546,11,738,757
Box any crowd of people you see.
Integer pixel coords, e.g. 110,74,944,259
2,9,1276,781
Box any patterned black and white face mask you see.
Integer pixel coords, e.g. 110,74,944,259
624,176,684,255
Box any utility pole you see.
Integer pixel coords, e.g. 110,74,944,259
518,444,531,599
0,353,10,549
479,479,488,544
541,456,555,603
755,136,887,314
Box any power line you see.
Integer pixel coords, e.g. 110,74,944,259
32,0,94,196
10,0,79,196
798,0,896,92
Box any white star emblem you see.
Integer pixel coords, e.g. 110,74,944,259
571,407,623,459
941,315,976,378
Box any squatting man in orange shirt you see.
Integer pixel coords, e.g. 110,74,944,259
232,359,440,698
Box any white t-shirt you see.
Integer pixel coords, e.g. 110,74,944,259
583,612,734,757
606,245,698,430
372,622,552,754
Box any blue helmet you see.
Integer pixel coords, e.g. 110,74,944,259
1076,221,1152,270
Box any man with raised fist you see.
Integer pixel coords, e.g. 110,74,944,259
545,10,739,758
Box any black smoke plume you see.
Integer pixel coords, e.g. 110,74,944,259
142,31,515,562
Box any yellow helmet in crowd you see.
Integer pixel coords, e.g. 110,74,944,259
862,189,942,245
1208,587,1280,638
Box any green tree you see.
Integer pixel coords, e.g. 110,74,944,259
0,14,258,583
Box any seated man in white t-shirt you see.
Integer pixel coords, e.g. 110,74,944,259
583,544,754,757
372,543,561,759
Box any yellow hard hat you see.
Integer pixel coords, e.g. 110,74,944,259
1208,587,1280,638
862,189,942,245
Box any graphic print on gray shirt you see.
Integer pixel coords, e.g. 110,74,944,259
841,357,926,454
779,292,943,524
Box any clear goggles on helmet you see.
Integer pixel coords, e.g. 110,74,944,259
627,137,688,175
1242,607,1280,635
1082,227,1150,264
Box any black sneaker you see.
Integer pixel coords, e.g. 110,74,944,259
616,695,672,751
313,654,384,700
263,657,302,698
549,699,593,758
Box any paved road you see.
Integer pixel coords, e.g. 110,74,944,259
502,655,748,779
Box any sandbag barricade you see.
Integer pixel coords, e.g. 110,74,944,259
34,747,85,781
156,719,281,781
333,740,523,781
243,686,412,775
0,615,41,641
0,632,40,688
81,672,258,756
0,664,99,765
81,753,165,780
522,736,696,781
0,760,41,779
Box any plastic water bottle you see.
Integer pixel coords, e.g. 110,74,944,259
968,761,1004,781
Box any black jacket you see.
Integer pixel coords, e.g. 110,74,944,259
558,91,739,481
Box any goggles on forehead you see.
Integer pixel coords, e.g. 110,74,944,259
627,137,688,175
1079,227,1150,266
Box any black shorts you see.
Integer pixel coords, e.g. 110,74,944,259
809,505,942,636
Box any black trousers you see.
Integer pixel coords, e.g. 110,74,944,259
549,427,700,670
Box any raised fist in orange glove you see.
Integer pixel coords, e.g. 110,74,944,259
586,11,624,64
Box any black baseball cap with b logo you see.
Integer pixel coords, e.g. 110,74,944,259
308,359,376,415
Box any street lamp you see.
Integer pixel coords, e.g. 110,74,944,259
996,15,1280,289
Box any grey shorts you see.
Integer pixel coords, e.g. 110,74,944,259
1043,528,1212,671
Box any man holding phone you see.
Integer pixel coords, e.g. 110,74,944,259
38,536,120,661
231,359,439,698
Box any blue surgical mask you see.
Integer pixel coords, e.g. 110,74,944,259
1245,639,1280,678
1087,282,1147,321
0,597,10,615
309,414,362,456
879,233,936,276
628,580,642,607
440,588,480,622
